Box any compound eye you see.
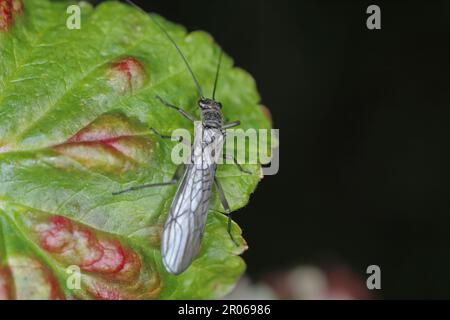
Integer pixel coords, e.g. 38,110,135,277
218,102,223,109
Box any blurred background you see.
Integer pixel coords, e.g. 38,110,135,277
98,0,449,299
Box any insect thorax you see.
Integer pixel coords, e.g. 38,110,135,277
201,110,223,128
199,98,224,129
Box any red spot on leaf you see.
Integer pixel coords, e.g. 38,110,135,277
38,216,74,253
7,256,64,300
84,272,161,300
89,283,124,300
53,113,154,173
114,250,142,282
46,270,65,300
35,216,142,282
23,209,160,299
0,0,22,31
0,267,14,300
109,57,146,94
83,240,126,274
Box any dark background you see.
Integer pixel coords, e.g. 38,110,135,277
111,0,450,299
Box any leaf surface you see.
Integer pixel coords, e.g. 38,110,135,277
0,0,271,299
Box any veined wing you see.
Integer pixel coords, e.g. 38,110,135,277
161,126,223,275
161,163,216,275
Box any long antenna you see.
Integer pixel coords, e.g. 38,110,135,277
212,50,223,100
124,0,204,98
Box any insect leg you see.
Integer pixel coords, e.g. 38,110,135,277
221,123,252,174
150,128,183,143
112,164,185,196
222,121,241,130
223,153,252,174
214,178,239,246
156,95,196,122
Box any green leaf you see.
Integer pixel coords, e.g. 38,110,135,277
0,0,271,299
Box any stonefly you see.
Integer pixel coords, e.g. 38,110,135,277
113,0,250,275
